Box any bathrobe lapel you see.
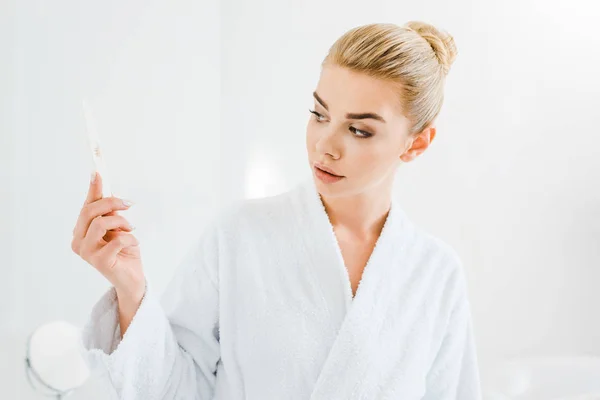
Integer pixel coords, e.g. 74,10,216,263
289,179,416,399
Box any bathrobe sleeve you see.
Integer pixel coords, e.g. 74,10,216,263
80,224,221,400
422,267,482,400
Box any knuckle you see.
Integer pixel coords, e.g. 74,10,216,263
79,245,89,260
70,239,79,254
90,215,103,228
83,206,96,222
80,205,90,219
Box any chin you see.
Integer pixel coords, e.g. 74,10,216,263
312,176,354,198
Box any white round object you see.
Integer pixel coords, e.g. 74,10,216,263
28,320,90,392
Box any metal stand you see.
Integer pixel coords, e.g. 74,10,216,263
24,334,76,399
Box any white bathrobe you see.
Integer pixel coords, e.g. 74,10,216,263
81,178,482,399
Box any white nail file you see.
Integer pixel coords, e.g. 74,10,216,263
82,99,113,199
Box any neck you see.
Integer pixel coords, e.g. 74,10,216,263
319,184,392,240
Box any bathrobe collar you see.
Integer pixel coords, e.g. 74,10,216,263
289,177,418,399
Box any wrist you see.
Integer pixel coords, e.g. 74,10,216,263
115,278,146,306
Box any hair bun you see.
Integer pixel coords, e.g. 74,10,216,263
404,21,457,76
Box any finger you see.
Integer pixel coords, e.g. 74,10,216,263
103,191,130,229
102,228,128,243
73,197,133,239
85,215,136,244
104,192,121,215
96,234,140,270
87,197,134,220
103,210,123,232
74,226,129,258
84,170,103,206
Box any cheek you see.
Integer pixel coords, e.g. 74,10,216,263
347,142,397,175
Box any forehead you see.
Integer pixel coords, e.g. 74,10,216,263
315,64,404,119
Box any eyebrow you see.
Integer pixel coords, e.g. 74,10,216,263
313,91,387,123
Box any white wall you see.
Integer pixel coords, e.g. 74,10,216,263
3,0,220,398
3,0,600,398
0,0,19,393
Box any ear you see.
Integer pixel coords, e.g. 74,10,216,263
400,125,437,162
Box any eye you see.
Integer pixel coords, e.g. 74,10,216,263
308,109,326,122
309,109,373,139
349,126,373,139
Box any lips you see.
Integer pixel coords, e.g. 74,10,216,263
314,163,343,177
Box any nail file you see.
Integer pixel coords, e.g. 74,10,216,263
82,99,113,199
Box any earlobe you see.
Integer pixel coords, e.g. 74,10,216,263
399,129,434,162
399,150,414,163
399,135,418,162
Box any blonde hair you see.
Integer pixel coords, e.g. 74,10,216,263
322,21,458,135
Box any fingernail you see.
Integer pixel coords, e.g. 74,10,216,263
90,171,97,184
122,199,135,207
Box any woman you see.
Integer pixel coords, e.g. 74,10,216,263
72,21,482,399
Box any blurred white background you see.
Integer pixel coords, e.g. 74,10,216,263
2,0,599,398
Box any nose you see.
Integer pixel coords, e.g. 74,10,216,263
315,129,341,160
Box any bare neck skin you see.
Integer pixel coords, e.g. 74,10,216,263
319,182,392,241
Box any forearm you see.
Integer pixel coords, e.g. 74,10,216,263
114,275,147,337
116,289,144,338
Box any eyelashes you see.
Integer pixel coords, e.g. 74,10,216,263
308,109,373,139
308,109,324,121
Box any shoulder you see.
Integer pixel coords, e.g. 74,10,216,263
417,226,464,276
400,214,469,304
208,186,297,235
397,206,464,277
